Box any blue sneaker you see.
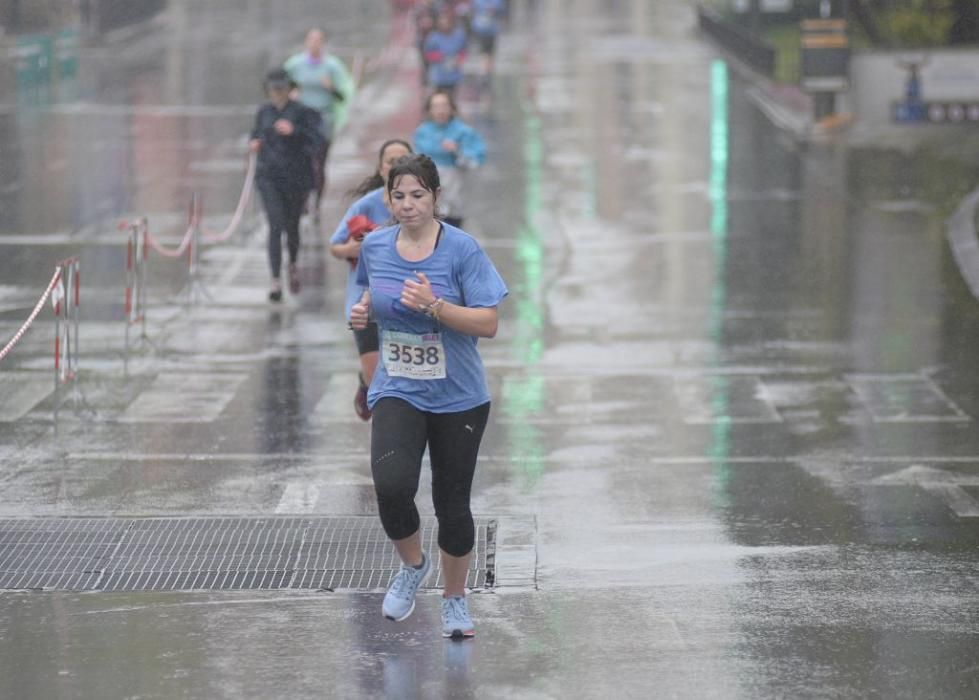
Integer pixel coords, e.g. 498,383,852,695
382,553,431,622
441,595,475,639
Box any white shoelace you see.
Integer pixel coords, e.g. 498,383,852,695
391,564,421,597
443,597,469,624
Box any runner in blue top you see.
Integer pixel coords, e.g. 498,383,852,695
329,139,413,421
469,0,505,79
349,153,507,639
413,90,485,228
422,10,468,95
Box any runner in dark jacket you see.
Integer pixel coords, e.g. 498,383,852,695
249,68,324,301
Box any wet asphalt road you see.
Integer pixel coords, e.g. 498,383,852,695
2,0,979,698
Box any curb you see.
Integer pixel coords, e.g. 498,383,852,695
947,187,979,300
744,83,812,140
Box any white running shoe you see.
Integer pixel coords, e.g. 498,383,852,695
441,595,475,639
382,553,431,622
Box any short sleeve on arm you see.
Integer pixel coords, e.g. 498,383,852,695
458,245,507,308
355,254,369,288
331,201,361,245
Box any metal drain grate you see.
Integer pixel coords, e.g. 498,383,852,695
0,516,496,592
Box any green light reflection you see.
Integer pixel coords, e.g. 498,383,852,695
501,96,547,489
708,59,732,503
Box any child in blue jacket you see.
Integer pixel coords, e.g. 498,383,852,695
413,90,485,228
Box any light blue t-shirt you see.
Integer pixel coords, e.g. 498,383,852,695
330,188,393,319
423,27,467,88
356,223,508,413
471,0,504,36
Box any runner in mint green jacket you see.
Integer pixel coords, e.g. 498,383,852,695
284,28,355,211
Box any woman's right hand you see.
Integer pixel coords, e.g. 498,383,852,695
349,294,370,330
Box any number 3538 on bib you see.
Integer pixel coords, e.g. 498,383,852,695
382,330,447,380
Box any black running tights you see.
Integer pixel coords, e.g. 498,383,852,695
257,178,306,279
370,397,490,557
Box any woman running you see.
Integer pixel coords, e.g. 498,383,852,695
329,138,413,421
422,10,468,96
249,68,324,301
413,90,485,228
284,28,355,215
349,154,507,639
469,0,505,80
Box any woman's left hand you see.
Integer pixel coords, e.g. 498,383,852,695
401,272,436,312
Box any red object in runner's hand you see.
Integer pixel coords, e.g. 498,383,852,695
345,215,379,268
346,215,378,242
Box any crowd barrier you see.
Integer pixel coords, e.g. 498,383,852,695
0,17,410,424
0,266,64,365
119,152,256,363
120,217,152,363
52,257,81,424
0,257,81,425
0,150,254,427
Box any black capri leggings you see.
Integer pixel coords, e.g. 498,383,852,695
257,178,306,279
353,322,379,356
370,397,490,557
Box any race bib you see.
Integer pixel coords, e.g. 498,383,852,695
382,331,446,380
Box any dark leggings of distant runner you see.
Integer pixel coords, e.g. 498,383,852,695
370,397,490,557
312,140,332,211
258,178,306,281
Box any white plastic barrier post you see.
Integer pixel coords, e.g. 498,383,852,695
122,218,153,366
52,256,80,426
183,192,212,305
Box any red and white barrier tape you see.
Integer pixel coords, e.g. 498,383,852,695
141,154,254,256
145,220,196,259
143,191,201,259
201,153,256,243
0,267,62,363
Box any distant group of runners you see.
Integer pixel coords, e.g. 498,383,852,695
247,2,509,641
250,2,505,303
414,0,507,93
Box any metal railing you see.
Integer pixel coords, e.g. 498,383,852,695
698,6,776,79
